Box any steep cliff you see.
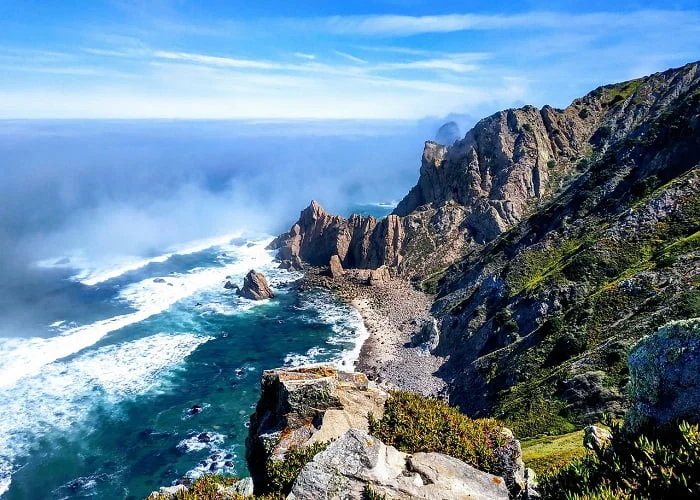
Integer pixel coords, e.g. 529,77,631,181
272,61,700,436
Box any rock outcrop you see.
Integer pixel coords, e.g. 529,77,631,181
238,270,274,300
246,365,389,485
329,254,344,278
626,318,700,431
289,429,510,500
270,62,700,438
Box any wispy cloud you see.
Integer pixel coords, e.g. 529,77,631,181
333,50,367,64
316,10,700,36
293,52,316,60
152,50,281,69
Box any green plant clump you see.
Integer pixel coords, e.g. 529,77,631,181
147,474,284,500
368,391,508,473
540,420,700,499
263,442,329,496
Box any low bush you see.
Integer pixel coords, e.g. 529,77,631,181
540,420,700,499
368,391,508,474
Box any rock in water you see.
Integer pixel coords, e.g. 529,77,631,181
288,429,509,500
223,280,238,290
329,254,344,278
238,270,274,300
626,318,700,431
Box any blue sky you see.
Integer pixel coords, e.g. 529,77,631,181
0,0,698,119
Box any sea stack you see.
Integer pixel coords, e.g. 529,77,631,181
238,270,274,300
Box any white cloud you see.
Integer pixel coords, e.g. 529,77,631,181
316,10,700,36
293,52,316,60
333,50,367,64
152,50,281,69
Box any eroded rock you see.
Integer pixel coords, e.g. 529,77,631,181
246,365,388,486
238,270,274,300
288,429,509,500
626,318,700,431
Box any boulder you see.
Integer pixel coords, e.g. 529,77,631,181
368,266,391,286
218,477,254,497
246,365,388,486
626,318,700,431
583,425,612,452
238,270,274,300
288,429,509,500
411,317,440,352
224,280,238,290
329,254,344,278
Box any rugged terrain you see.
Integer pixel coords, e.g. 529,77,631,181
271,61,700,437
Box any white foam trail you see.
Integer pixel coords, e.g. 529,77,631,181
36,232,243,286
0,239,275,391
286,291,369,371
0,332,212,497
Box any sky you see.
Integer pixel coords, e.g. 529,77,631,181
0,0,699,120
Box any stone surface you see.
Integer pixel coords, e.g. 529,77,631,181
329,254,344,278
368,265,391,286
288,429,509,500
238,270,274,300
411,317,440,353
218,477,254,497
626,318,700,431
583,425,612,452
246,365,388,486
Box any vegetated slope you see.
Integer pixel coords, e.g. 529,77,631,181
430,62,700,437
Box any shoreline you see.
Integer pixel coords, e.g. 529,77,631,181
299,268,447,398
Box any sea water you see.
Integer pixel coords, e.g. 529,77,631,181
0,205,391,499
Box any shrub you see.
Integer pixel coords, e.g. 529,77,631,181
539,420,700,499
368,391,507,473
578,109,589,119
263,442,329,495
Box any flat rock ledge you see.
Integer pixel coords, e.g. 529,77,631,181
289,428,510,500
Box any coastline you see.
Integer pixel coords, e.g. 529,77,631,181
299,268,447,398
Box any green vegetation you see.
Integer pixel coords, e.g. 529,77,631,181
368,391,508,474
578,108,589,119
263,442,329,496
147,474,284,500
363,485,388,500
521,430,587,476
540,420,700,499
605,78,643,107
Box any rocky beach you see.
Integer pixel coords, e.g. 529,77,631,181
296,267,447,397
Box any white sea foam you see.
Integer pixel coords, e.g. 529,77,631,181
1,239,276,391
286,291,369,370
0,332,212,497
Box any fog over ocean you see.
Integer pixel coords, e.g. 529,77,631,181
0,119,447,498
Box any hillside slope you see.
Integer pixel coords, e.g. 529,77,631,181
273,61,700,436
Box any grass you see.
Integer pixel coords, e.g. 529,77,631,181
521,430,587,476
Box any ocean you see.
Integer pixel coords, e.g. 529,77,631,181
0,120,422,499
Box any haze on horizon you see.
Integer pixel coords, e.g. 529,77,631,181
0,0,699,337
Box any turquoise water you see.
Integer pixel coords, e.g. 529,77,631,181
0,218,398,499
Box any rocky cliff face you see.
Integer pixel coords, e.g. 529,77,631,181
430,62,700,436
272,63,700,284
272,61,700,437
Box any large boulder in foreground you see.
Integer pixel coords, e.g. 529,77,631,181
246,365,389,486
288,429,509,500
626,318,700,431
238,270,274,300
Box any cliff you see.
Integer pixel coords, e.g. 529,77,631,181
271,61,700,436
